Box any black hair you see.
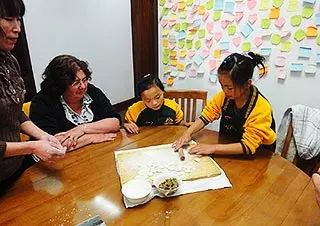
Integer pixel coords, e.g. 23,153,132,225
218,52,266,87
40,55,92,97
136,74,165,98
0,0,25,18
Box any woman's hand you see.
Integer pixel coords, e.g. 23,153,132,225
31,140,66,163
124,122,139,134
91,133,117,143
188,143,216,155
173,132,192,151
55,126,86,148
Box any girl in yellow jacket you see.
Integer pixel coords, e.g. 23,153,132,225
174,52,276,155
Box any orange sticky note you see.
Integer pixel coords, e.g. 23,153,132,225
259,66,268,75
306,26,318,37
198,6,206,15
178,2,186,10
170,51,177,57
269,8,280,19
167,77,174,86
177,64,185,71
163,39,168,47
171,58,178,66
179,50,187,58
214,49,221,58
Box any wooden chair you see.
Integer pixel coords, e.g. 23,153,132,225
164,90,207,123
20,102,31,142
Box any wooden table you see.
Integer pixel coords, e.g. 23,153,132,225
0,126,319,226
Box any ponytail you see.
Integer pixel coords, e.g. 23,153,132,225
247,52,266,76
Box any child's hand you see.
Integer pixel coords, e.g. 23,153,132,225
124,122,139,134
179,121,194,128
173,132,191,151
188,143,216,155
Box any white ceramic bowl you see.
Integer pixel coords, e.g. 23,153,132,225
154,173,182,196
121,179,152,204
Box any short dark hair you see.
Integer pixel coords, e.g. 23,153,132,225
40,55,92,97
218,52,266,87
0,0,25,18
136,74,164,98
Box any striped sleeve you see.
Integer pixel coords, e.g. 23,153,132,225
124,101,145,123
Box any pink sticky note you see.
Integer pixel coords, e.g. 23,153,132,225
275,17,286,28
247,0,257,10
209,59,217,71
172,2,178,11
235,12,244,22
232,36,241,46
278,69,286,80
169,43,176,50
161,20,168,27
191,5,198,14
194,0,200,5
201,49,210,59
202,12,209,21
275,56,286,67
205,38,213,48
188,50,196,58
189,69,197,77
214,32,222,41
253,37,263,47
207,22,214,32
248,14,257,24
168,20,176,27
220,20,230,29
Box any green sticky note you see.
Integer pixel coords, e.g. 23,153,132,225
294,29,306,42
205,0,214,10
280,41,292,52
174,23,180,32
271,34,281,45
213,11,222,21
242,42,251,52
228,25,236,35
290,15,302,26
195,40,201,49
164,48,170,56
178,40,185,49
186,0,193,6
198,29,206,39
186,40,193,49
273,0,284,8
181,22,188,31
260,18,271,29
159,0,166,6
161,8,169,18
302,7,314,19
163,55,169,65
317,36,320,46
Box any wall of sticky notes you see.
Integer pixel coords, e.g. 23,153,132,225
24,0,135,104
158,0,320,131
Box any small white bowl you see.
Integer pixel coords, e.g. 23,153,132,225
121,179,152,204
154,173,182,196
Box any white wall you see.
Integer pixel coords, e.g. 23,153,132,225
24,0,134,104
158,0,320,131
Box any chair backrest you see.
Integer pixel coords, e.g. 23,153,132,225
21,102,31,142
164,90,207,122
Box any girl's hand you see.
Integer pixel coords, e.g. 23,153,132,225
188,143,216,155
173,133,192,151
124,122,139,134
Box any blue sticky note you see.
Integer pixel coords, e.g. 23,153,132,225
316,54,320,64
260,47,272,56
192,19,201,28
224,1,235,13
220,41,230,51
178,31,186,40
209,71,218,83
315,13,320,26
303,0,315,4
194,54,204,66
241,23,253,38
214,0,224,11
290,63,303,72
298,46,312,58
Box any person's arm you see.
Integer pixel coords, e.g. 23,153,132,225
188,142,243,155
123,103,141,134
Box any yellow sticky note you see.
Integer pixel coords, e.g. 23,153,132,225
169,14,177,21
213,11,222,21
162,28,169,36
178,2,186,10
163,66,170,74
171,58,178,66
195,40,201,49
228,25,236,35
273,0,284,8
180,10,187,19
271,34,281,45
181,22,188,31
174,23,180,32
260,18,271,29
302,7,314,19
287,0,298,12
260,0,269,10
167,77,174,86
242,42,251,52
179,50,187,58
294,29,306,42
198,6,206,15
177,64,185,71
269,8,280,19
306,26,318,37
198,29,206,39
186,33,194,40
290,15,302,26
214,49,221,58
163,39,168,47
280,41,292,52
170,51,177,57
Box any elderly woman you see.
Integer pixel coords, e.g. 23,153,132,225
0,0,65,194
30,55,121,151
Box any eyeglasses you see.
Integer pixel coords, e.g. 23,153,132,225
72,77,89,87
